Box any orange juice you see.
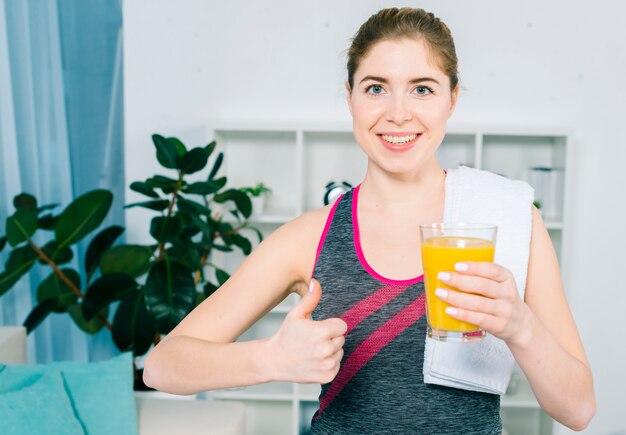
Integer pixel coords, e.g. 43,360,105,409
421,236,495,333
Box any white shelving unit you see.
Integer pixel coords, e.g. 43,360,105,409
206,122,570,435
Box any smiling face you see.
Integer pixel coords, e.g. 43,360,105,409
347,37,459,176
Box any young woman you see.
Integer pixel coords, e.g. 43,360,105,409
143,8,595,433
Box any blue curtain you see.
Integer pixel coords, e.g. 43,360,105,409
0,0,125,363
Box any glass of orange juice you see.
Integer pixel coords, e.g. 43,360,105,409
419,223,497,343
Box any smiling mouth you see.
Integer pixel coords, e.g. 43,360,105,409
380,134,418,144
377,133,421,151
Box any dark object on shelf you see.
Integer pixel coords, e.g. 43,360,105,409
324,181,353,205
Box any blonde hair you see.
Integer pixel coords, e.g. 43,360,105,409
347,7,459,92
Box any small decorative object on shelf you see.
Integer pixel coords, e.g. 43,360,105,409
526,167,564,220
241,182,273,217
323,181,353,205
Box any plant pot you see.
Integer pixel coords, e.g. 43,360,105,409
250,196,266,218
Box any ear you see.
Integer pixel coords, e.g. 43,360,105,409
448,85,459,119
345,81,353,116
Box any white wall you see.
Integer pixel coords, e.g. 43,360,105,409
123,1,626,433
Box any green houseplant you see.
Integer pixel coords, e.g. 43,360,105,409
0,134,263,385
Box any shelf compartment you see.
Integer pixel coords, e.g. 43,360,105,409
272,292,298,314
481,134,566,181
217,399,293,435
299,401,319,435
296,382,321,400
500,408,553,435
438,133,476,169
216,129,299,218
237,313,283,342
302,131,367,211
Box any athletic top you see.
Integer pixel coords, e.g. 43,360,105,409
309,185,501,435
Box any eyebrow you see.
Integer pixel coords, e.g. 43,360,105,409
359,75,441,86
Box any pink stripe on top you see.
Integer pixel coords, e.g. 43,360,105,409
352,184,424,286
310,195,344,280
316,292,427,418
341,283,409,335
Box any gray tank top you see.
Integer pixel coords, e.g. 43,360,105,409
310,185,501,435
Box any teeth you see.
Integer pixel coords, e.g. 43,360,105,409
382,134,417,144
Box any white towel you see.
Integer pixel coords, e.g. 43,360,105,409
422,166,534,395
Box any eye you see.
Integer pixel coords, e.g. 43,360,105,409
366,84,385,95
414,86,433,96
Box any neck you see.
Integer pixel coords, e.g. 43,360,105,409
359,161,446,213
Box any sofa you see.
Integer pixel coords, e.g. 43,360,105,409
0,326,246,435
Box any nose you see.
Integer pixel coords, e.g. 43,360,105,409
386,95,412,125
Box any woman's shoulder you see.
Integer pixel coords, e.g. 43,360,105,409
264,201,338,292
449,166,533,193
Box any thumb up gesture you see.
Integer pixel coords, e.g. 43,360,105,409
267,279,347,384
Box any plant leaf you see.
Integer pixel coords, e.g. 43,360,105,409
6,209,38,246
0,245,38,296
205,140,216,156
55,190,113,249
213,189,252,219
232,234,252,255
124,199,170,211
152,134,179,169
166,239,203,272
144,258,196,334
211,243,233,252
180,147,210,175
36,269,80,312
215,268,230,286
85,225,125,280
204,281,219,298
145,175,180,194
182,224,201,238
177,210,214,241
68,303,108,334
0,270,24,298
82,273,137,321
150,215,183,243
112,288,156,356
184,177,227,195
37,203,60,214
13,193,37,211
99,245,154,278
208,152,224,180
39,240,73,266
177,197,211,216
0,236,6,253
167,137,188,158
130,181,159,199
5,244,38,271
23,299,57,334
38,214,58,230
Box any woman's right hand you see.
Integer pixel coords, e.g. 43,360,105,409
266,278,347,384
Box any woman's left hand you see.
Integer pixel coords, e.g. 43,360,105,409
436,261,532,345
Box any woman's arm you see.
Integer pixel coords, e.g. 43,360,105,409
434,206,595,430
142,207,346,395
507,206,595,430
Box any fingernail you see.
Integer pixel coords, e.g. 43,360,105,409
454,262,468,272
435,288,448,298
309,279,314,293
438,272,451,281
445,307,458,315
